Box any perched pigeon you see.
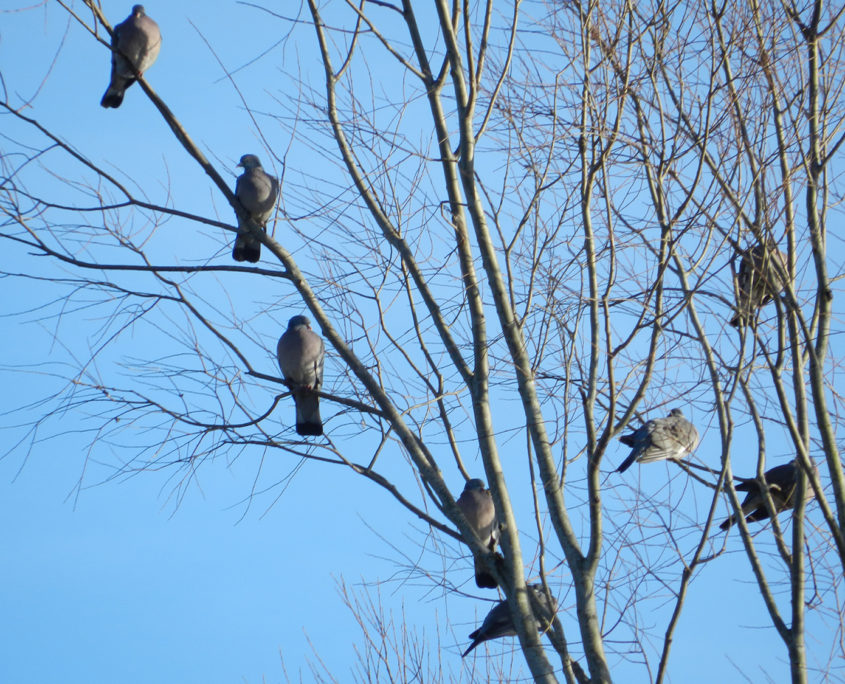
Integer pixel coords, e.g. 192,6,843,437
101,5,161,108
616,408,699,473
720,460,814,530
277,315,324,436
456,479,500,589
462,584,557,657
232,154,279,263
730,242,788,327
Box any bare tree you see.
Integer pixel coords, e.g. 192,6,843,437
2,0,844,681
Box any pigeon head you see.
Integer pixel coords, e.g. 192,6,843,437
464,479,487,491
238,154,263,170
287,315,312,330
132,4,146,15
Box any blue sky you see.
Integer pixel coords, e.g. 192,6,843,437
1,2,840,683
0,3,379,682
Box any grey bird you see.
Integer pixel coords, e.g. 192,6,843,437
101,5,161,108
277,315,324,436
456,479,500,589
720,460,814,530
730,241,787,327
232,154,279,263
616,408,700,473
462,584,557,657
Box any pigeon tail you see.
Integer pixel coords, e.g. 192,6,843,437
232,217,264,262
294,393,322,436
616,452,637,473
232,236,261,263
743,507,773,524
296,421,323,437
474,557,498,589
100,79,133,108
720,492,770,529
720,508,767,530
462,635,482,658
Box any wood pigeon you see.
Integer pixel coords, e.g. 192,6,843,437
617,408,699,473
232,154,279,263
277,315,324,436
101,5,161,108
462,584,557,657
456,479,500,589
720,460,814,530
730,241,787,327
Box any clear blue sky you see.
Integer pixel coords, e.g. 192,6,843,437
0,2,837,683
